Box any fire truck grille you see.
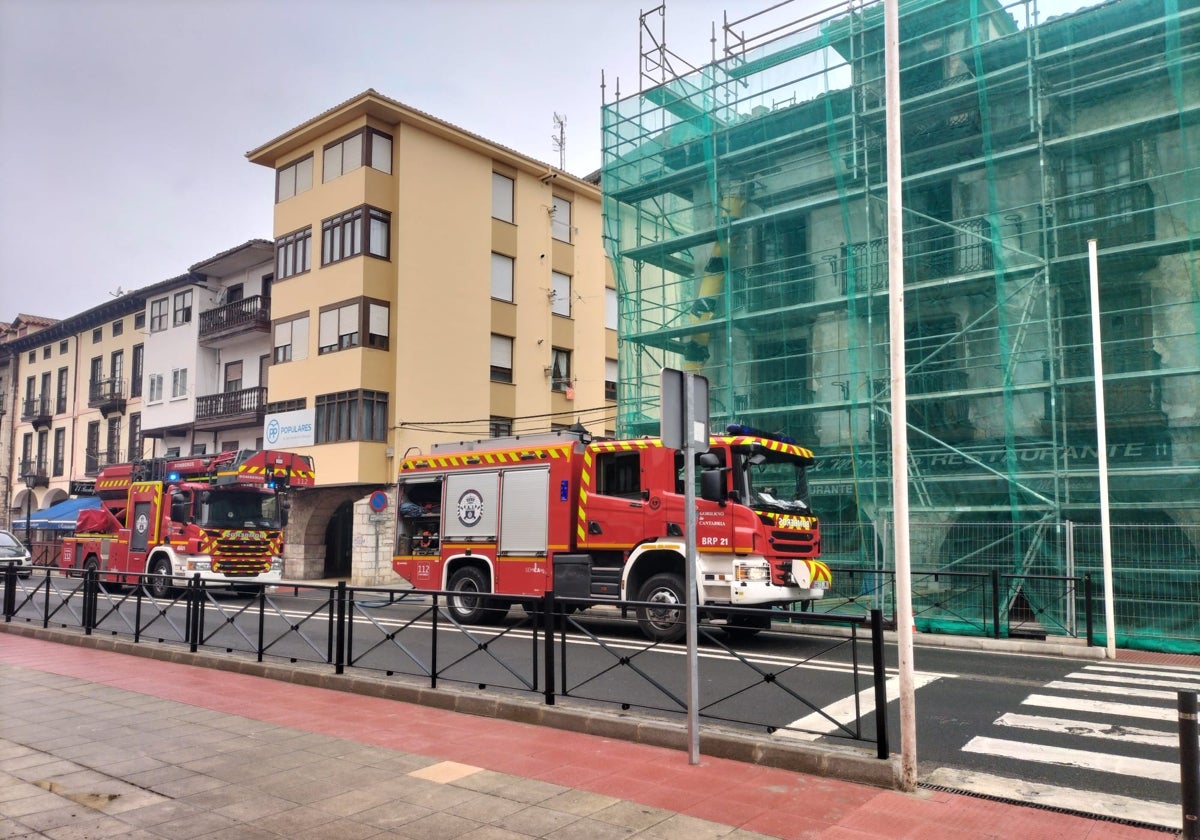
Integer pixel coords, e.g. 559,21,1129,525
211,538,273,576
770,531,819,557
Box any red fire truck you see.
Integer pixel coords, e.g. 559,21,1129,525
61,449,315,596
392,425,829,641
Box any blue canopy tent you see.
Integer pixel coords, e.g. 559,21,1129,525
13,496,101,532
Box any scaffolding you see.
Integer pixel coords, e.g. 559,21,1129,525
601,0,1200,651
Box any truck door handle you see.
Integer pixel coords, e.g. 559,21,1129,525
588,521,602,534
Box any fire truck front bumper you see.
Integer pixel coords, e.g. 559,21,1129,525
181,555,284,585
728,559,829,604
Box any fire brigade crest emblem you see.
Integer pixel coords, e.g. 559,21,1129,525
457,490,484,528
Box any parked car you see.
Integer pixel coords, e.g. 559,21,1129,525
0,530,33,578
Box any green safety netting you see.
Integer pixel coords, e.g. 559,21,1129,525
601,0,1200,653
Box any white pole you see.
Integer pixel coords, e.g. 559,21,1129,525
885,0,918,792
1088,239,1117,659
684,375,700,764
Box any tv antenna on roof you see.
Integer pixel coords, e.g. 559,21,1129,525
552,112,566,171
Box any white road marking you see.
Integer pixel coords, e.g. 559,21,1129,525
962,735,1179,781
774,672,942,741
1022,693,1176,721
994,712,1175,748
1043,679,1178,701
924,766,1181,830
1064,670,1200,690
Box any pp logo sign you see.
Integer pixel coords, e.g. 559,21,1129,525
266,418,281,445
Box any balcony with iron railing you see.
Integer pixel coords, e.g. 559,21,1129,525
838,217,993,293
1056,183,1155,258
199,295,270,343
19,457,49,488
88,377,127,417
20,395,52,428
194,386,268,431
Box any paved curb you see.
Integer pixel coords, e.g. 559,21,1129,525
0,621,901,791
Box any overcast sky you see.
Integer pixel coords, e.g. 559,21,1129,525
0,0,744,319
1,0,1088,322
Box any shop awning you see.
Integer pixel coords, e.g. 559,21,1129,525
13,496,101,532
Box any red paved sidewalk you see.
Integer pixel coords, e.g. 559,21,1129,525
0,633,1172,839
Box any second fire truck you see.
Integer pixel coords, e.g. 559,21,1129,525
61,449,314,595
392,425,828,641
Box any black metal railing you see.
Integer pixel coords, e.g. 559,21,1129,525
21,395,51,422
87,377,126,407
810,566,1094,642
838,216,994,293
199,295,270,339
194,387,268,426
1056,183,1155,255
3,567,891,755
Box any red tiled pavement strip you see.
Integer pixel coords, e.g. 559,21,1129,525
0,634,1169,839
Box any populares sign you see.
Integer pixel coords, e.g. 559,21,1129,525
264,408,315,448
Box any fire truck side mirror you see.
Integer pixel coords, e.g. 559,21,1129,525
270,468,291,490
700,469,725,504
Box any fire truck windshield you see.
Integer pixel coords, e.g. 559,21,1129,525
197,490,281,529
739,450,811,513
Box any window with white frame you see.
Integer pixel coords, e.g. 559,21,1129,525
605,358,618,400
551,195,572,242
551,272,572,317
276,154,313,202
273,315,309,363
490,334,513,383
492,172,514,223
147,373,164,403
322,205,389,264
605,288,618,330
171,368,188,399
323,128,392,181
551,348,571,391
276,227,312,279
491,253,514,301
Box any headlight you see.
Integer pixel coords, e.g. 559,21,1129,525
734,563,770,582
270,558,283,572
186,559,212,572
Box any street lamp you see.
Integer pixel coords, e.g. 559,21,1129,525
21,469,37,552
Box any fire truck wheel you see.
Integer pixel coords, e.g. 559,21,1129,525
82,555,100,574
145,558,174,599
447,566,496,625
636,573,687,643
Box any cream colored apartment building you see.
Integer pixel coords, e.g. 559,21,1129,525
247,90,615,581
5,297,148,537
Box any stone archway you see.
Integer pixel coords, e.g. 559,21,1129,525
281,485,367,580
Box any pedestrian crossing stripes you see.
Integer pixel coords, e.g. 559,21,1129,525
952,661,1191,830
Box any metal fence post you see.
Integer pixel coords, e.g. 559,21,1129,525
1084,573,1095,647
256,586,266,663
83,568,96,635
991,568,1001,639
1180,691,1199,840
3,563,15,620
334,581,347,675
188,574,201,653
871,609,889,759
430,593,439,689
543,591,556,706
